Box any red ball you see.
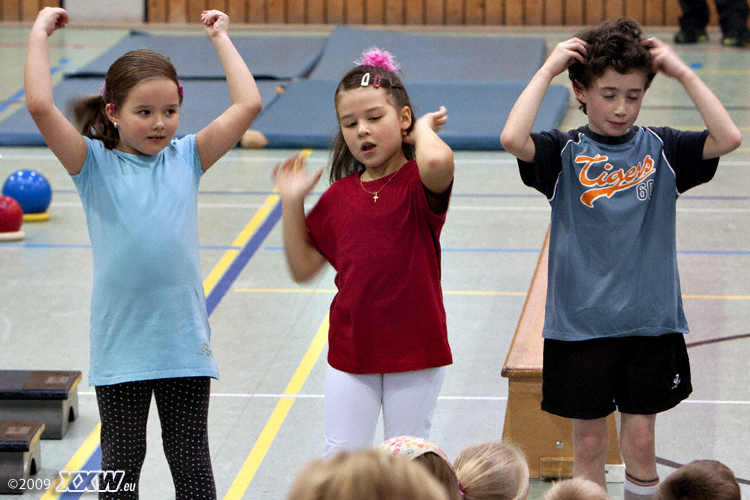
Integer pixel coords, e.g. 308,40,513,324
0,195,23,233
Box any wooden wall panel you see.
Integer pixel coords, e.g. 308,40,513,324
326,0,345,23
566,0,585,25
287,0,305,22
384,0,403,23
586,0,605,24
486,0,503,24
366,0,385,23
23,0,691,25
506,0,524,24
405,0,426,24
266,0,285,22
526,0,543,24
466,0,484,24
445,0,463,24
546,0,563,25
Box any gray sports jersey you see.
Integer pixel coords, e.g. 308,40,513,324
519,126,718,341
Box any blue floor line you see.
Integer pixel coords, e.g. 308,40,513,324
57,445,102,499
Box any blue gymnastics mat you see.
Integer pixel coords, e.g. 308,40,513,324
248,79,569,150
65,32,328,80
307,26,546,83
0,79,283,147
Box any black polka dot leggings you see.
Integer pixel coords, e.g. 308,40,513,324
95,377,216,500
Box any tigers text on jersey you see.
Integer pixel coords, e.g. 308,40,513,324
519,125,719,341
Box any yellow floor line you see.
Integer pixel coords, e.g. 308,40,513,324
233,288,527,296
39,423,102,499
223,314,329,500
37,149,306,498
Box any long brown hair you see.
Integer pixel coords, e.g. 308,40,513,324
329,64,415,184
73,49,182,149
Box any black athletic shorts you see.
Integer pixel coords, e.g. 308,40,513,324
541,333,692,419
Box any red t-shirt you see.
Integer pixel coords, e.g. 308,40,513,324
305,160,453,374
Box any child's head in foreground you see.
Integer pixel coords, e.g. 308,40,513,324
330,48,416,183
568,18,657,136
653,460,741,500
453,441,530,500
379,436,462,500
285,448,449,500
543,477,611,500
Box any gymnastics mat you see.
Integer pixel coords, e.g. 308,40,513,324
306,26,547,83
248,79,569,150
0,79,283,147
64,32,328,80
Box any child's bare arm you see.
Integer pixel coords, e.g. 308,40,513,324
25,8,87,175
272,153,327,283
646,37,741,159
408,106,454,195
501,37,587,163
195,10,263,171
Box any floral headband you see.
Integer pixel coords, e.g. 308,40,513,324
379,435,451,464
355,47,400,89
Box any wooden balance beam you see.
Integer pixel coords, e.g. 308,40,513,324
0,420,44,495
0,370,81,440
501,228,623,480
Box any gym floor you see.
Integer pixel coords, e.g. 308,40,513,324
1,21,749,500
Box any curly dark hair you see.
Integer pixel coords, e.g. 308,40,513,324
329,65,415,184
568,18,656,114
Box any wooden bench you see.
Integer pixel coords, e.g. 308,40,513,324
0,370,82,439
501,228,623,480
0,420,44,495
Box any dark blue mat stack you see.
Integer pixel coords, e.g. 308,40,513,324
0,27,569,151
0,32,327,147
249,26,568,150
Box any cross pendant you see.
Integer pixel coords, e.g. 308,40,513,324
373,193,379,202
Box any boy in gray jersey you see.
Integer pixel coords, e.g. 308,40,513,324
501,18,741,500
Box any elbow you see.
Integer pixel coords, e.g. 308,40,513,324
500,129,519,155
728,127,743,153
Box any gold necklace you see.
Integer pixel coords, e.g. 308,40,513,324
359,170,398,202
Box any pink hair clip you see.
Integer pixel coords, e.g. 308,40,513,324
355,47,400,73
178,84,183,97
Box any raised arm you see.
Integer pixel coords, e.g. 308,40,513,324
645,37,741,159
500,37,587,163
25,8,87,175
408,106,454,197
272,153,327,283
195,10,263,171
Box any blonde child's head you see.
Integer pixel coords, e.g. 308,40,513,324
543,478,611,500
454,441,530,500
286,449,449,500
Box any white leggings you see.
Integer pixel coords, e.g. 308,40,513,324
323,363,446,458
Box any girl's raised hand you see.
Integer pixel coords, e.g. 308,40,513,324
273,153,324,202
201,10,229,39
33,7,68,36
405,106,448,145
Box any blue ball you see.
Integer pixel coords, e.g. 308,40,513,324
2,169,52,214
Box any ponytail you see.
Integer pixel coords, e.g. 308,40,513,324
73,95,119,149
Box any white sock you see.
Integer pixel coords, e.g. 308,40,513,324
624,472,659,500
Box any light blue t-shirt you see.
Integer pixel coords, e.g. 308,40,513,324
73,136,219,385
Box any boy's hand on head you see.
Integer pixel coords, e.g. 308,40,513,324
643,37,690,81
542,37,587,77
201,10,229,39
34,7,68,36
